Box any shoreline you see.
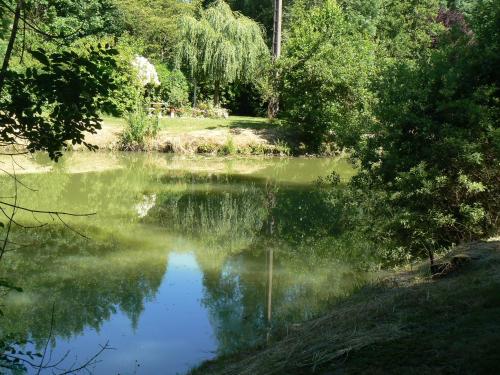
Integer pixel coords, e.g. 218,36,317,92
76,116,293,156
190,239,500,374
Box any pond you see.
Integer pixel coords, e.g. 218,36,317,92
0,153,377,374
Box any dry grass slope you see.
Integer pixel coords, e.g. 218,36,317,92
192,239,500,375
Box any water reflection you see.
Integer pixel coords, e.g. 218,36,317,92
0,153,373,374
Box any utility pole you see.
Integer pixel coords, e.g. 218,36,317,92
272,0,282,59
267,0,282,119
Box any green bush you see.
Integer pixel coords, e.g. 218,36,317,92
121,99,160,149
352,0,500,262
218,136,237,155
88,36,144,116
278,0,375,152
156,65,189,108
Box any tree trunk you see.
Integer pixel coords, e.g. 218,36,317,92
267,0,282,119
192,78,198,108
214,81,220,107
0,0,23,93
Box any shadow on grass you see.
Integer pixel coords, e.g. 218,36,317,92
229,118,270,131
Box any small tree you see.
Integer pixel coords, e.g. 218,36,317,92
278,0,375,151
176,0,269,107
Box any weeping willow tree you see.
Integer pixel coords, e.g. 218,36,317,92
176,0,269,107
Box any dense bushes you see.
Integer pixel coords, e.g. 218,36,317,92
156,65,189,108
120,99,160,149
354,0,500,261
278,0,375,152
278,0,499,263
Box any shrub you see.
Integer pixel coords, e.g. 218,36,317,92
353,0,500,263
278,0,375,152
218,136,237,155
121,99,160,149
156,65,189,108
179,101,229,119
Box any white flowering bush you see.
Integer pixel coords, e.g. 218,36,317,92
131,55,160,87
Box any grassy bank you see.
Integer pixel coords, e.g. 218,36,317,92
191,239,500,375
84,116,293,155
102,115,271,133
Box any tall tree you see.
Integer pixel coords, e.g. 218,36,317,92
114,0,193,62
278,0,375,151
176,0,269,107
0,0,22,91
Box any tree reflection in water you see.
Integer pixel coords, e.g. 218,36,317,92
0,154,376,370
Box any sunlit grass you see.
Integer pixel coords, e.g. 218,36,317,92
102,115,270,133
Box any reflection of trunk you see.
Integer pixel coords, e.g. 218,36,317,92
266,203,274,344
266,191,275,325
0,0,23,92
428,248,436,274
267,247,273,323
214,81,220,107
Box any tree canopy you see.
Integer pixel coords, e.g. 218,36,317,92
176,0,269,106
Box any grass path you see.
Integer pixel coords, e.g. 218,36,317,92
101,115,270,134
85,116,288,154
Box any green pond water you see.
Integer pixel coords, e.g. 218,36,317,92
0,152,376,374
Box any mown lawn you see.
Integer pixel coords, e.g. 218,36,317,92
101,115,270,134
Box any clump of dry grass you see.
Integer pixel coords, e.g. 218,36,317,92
207,287,410,375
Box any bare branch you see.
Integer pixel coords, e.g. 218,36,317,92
0,201,95,217
36,302,56,375
0,160,18,262
0,167,38,191
56,341,113,375
55,213,89,240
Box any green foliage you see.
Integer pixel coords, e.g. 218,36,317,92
227,0,275,41
72,35,143,115
276,0,498,262
352,0,500,259
114,0,194,61
0,44,119,160
155,65,189,108
176,0,269,106
23,0,122,41
107,37,144,114
278,0,375,152
219,135,236,155
121,98,160,149
374,0,442,61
